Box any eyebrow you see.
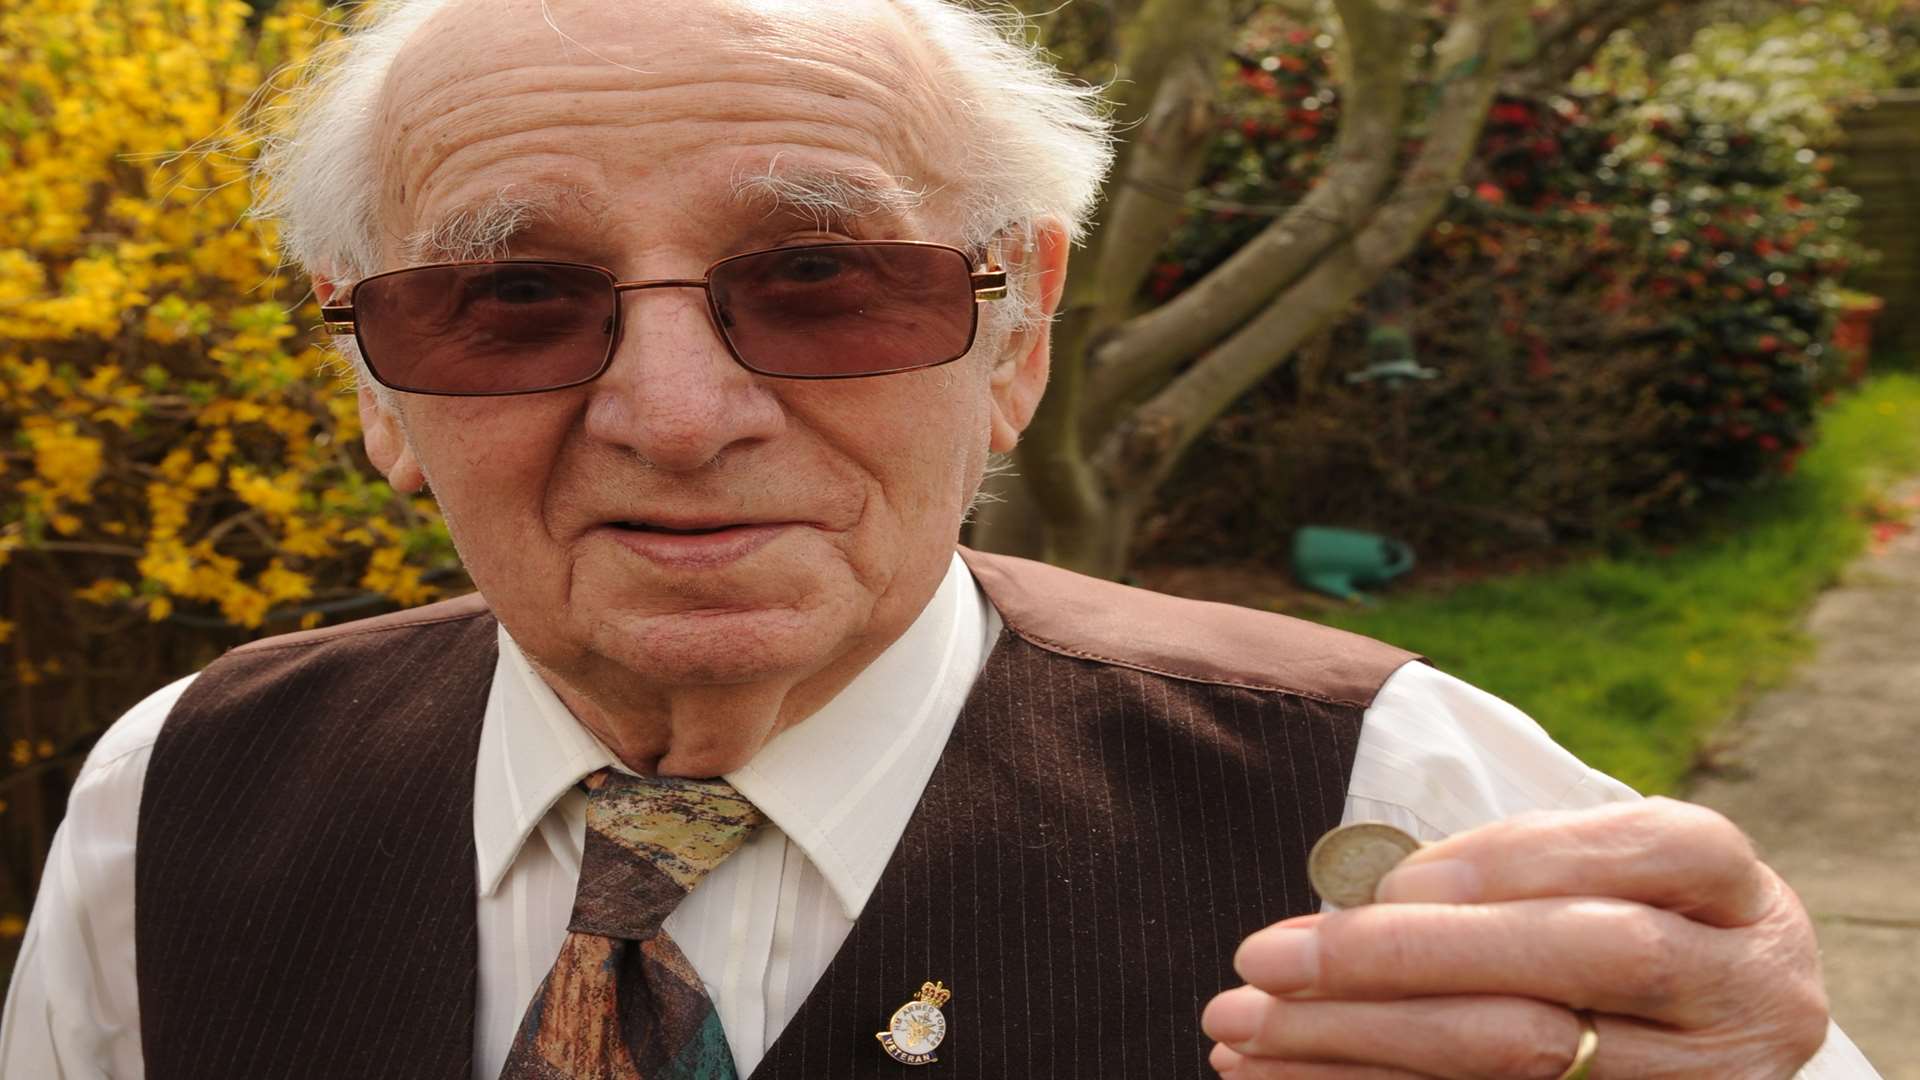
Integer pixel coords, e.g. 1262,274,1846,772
399,184,595,264
729,162,930,232
398,165,931,266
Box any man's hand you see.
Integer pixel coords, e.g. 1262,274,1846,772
1201,798,1830,1078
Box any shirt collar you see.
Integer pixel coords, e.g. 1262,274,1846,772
473,551,996,918
472,624,616,897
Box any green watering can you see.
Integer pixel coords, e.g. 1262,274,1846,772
1291,527,1415,602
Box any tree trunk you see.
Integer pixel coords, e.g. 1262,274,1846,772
973,0,1580,580
1031,487,1146,580
966,461,1049,559
971,0,1234,567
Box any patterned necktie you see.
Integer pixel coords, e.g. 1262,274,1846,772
501,770,766,1080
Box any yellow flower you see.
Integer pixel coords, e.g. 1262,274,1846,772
78,365,124,398
279,520,338,559
74,579,130,605
23,418,104,505
217,584,270,629
185,462,221,490
0,252,47,309
257,561,312,605
228,466,303,519
157,448,195,482
7,358,51,393
139,541,196,594
146,481,195,540
1,0,461,664
0,915,25,939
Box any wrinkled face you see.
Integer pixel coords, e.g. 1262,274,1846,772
352,0,1056,768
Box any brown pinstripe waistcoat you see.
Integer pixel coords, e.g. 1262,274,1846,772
135,549,1417,1079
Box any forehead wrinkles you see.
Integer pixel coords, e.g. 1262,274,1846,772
374,0,960,246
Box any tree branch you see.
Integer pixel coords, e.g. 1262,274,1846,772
1086,56,1222,331
1009,0,1233,545
1096,0,1526,497
1505,0,1682,96
1080,0,1416,441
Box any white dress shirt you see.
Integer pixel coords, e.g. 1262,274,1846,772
1,552,1879,1077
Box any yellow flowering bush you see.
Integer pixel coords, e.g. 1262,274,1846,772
1,0,462,913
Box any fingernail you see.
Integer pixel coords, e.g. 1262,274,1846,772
1200,986,1266,1043
1233,926,1319,989
1376,858,1482,903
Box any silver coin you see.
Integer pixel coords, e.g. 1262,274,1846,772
1308,823,1423,907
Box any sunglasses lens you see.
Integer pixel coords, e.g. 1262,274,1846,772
710,244,979,376
353,263,614,394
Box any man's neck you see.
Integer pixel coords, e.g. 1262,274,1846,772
528,638,891,777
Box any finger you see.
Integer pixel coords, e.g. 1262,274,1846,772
1208,989,1818,1080
1374,798,1774,928
1204,985,1588,1079
1235,897,1737,1026
1210,1042,1427,1080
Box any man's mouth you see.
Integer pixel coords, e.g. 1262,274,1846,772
608,521,741,536
598,518,793,568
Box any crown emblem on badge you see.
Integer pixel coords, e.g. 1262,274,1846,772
878,980,953,1065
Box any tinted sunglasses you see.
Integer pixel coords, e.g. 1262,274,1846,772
320,241,1010,396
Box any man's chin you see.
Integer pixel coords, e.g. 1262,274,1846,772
583,602,853,687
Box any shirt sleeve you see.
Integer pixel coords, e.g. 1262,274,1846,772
0,673,197,1080
1347,660,1880,1079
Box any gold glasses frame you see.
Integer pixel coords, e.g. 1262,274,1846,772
319,240,1010,397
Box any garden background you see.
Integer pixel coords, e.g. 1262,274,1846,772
2,0,1917,1001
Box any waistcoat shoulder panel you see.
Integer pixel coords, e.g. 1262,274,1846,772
959,547,1420,707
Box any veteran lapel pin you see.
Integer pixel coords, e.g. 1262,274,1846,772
877,981,951,1065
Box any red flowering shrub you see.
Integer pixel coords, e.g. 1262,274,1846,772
1458,93,1856,498
1139,18,1866,565
1149,23,1339,301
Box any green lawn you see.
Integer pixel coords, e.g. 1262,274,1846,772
1315,372,1920,794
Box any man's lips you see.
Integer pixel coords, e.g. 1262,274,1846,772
605,520,747,535
592,518,803,568
600,515,808,534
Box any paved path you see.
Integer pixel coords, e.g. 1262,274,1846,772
1687,497,1920,1078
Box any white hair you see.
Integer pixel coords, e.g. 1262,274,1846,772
252,0,1114,347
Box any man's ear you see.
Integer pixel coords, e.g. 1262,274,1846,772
357,382,427,494
987,222,1070,453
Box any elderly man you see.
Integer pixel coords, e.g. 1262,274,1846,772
0,0,1883,1077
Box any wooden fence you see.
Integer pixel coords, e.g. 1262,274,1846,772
1836,91,1920,357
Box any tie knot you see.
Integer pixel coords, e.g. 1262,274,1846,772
569,769,766,939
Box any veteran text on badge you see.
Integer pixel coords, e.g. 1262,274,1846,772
878,981,951,1065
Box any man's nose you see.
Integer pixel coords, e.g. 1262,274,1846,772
581,288,786,471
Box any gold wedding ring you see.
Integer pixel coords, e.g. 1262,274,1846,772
1555,1009,1600,1080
